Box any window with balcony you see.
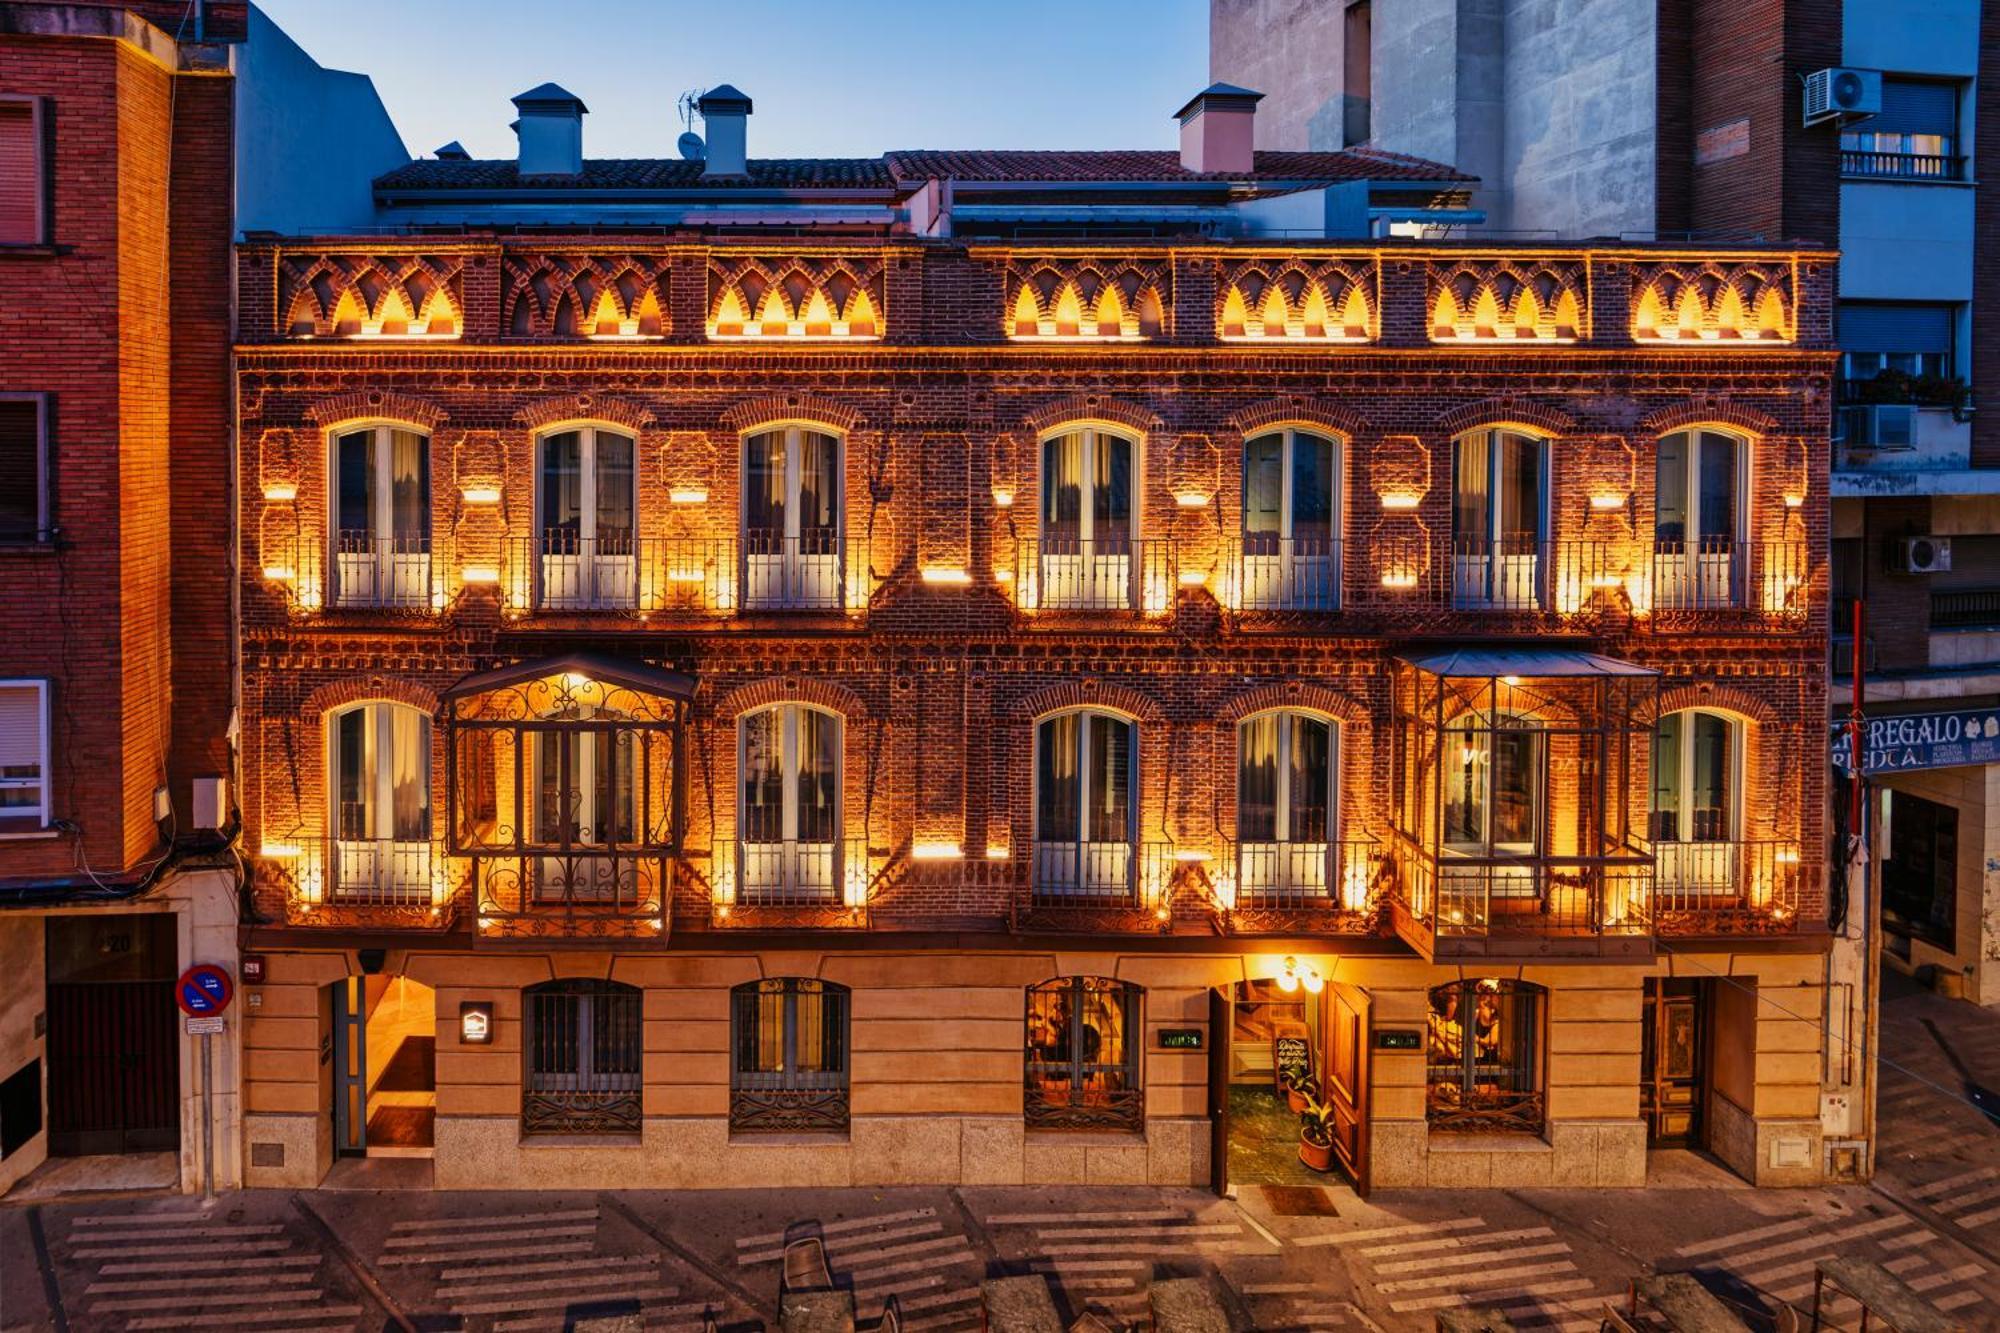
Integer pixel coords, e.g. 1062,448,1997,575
1651,709,1741,908
1452,429,1545,609
524,979,642,1134
329,701,432,903
1837,303,1959,406
0,680,49,833
739,704,841,902
1025,976,1141,1131
1841,78,1963,180
1237,710,1338,902
1653,430,1745,612
1035,710,1136,898
743,426,843,609
529,708,637,904
1239,429,1340,610
730,978,849,1132
0,395,48,544
1037,428,1139,610
332,426,431,608
537,426,636,609
1425,978,1544,1134
1444,711,1544,861
0,97,46,246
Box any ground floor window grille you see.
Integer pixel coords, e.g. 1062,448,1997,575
1024,976,1142,1131
730,978,849,1132
523,980,641,1134
1425,978,1544,1134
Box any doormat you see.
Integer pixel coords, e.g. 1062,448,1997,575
1259,1185,1338,1216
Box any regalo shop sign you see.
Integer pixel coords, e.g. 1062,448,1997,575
1833,708,2000,776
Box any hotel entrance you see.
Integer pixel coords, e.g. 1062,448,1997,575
331,975,437,1156
1642,978,1713,1149
1208,970,1369,1196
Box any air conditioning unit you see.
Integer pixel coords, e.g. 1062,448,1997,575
1842,403,1917,449
1804,68,1882,126
1895,536,1952,574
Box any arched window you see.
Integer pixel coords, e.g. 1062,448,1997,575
1654,709,1742,902
328,701,431,902
1425,978,1544,1134
1236,710,1339,901
738,704,842,900
1025,976,1142,1130
536,426,637,609
1037,427,1138,610
730,978,850,1132
1654,430,1748,610
1034,709,1136,897
523,979,642,1134
1451,428,1546,609
332,425,430,608
1240,428,1340,609
743,426,844,609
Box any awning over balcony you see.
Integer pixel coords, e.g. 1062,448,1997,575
1396,648,1657,679
442,650,696,704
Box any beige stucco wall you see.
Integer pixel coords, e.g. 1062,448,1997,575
1873,764,2000,1008
0,913,47,1195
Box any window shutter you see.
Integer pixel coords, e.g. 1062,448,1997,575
0,399,41,540
0,684,44,773
1874,79,1958,137
0,101,42,244
1837,303,1954,356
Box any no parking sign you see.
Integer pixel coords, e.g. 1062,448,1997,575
176,963,233,1018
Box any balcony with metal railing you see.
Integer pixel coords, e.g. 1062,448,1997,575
1390,835,1657,959
1216,536,1342,613
330,533,437,610
1840,150,1966,181
1011,536,1177,615
711,836,872,928
1214,834,1386,935
498,531,866,617
1648,539,1811,628
1653,839,1805,936
256,835,464,929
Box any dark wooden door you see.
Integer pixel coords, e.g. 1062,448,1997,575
1321,980,1371,1194
45,915,179,1156
1643,981,1706,1147
1208,986,1232,1196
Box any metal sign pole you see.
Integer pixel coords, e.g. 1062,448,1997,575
201,1030,215,1203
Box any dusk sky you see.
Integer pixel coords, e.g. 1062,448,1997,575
255,0,1211,162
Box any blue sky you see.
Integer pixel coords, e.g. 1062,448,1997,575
256,0,1211,162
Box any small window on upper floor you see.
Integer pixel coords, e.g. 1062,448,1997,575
0,396,48,543
0,680,50,834
1841,79,1964,180
0,98,46,245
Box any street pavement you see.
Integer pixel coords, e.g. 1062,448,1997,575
5,976,2000,1332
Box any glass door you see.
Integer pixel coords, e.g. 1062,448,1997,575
1241,429,1338,609
333,427,430,607
331,703,431,902
1040,429,1134,608
743,428,842,608
1655,430,1744,609
531,714,638,902
538,428,636,609
1034,710,1135,895
739,705,841,898
1452,430,1544,609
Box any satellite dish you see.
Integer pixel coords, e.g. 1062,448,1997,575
678,131,706,162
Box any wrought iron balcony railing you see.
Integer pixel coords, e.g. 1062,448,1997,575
500,531,866,614
1217,536,1342,612
1654,839,1804,933
711,836,872,926
1840,150,1966,181
330,533,437,610
257,836,463,927
1013,536,1177,613
1393,835,1655,943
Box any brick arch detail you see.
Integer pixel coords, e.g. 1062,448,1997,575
1657,683,1777,726
719,393,863,433
1639,399,1781,437
1019,394,1164,438
1433,396,1579,438
301,675,441,719
1010,679,1166,724
1224,396,1371,440
711,676,871,723
1217,682,1371,728
516,393,655,433
305,390,446,430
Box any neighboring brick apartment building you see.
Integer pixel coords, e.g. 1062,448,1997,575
1212,0,2000,1011
0,1,249,1197
233,82,1847,1211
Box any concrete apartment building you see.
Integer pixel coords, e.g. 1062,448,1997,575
228,70,1846,1196
1211,1,1999,1010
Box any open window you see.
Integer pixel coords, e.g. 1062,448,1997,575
1025,976,1142,1131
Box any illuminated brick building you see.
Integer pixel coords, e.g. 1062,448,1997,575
234,84,1845,1193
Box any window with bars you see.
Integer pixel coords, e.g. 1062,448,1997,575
730,978,849,1132
1024,976,1142,1131
0,396,48,544
1425,979,1544,1134
523,980,642,1134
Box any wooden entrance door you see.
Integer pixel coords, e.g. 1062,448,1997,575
1642,979,1707,1147
1208,986,1232,1195
332,978,367,1155
1320,980,1371,1194
45,914,179,1156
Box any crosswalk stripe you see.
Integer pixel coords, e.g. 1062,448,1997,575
1930,1178,2000,1213
1028,1259,1149,1273
1373,1241,1573,1276
129,1311,362,1332
1911,1165,2000,1198
437,1254,659,1282
70,1212,223,1228
1360,1225,1557,1259
1950,1200,2000,1229
67,1224,288,1243
87,1272,310,1295
448,1285,683,1316
70,1240,294,1260
1389,1277,1597,1314
380,1239,594,1267
897,1289,982,1313
391,1208,599,1233
1676,1214,1820,1256
848,1251,979,1285
1377,1259,1578,1295
1294,1217,1486,1248
97,1254,320,1277
1712,1215,1912,1270
737,1208,938,1248
987,1210,1187,1225
1244,1283,1313,1295
1029,1223,1242,1240
438,1267,667,1300
738,1220,945,1265
384,1222,597,1249
85,1287,324,1315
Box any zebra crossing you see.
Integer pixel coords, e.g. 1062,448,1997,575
58,1208,362,1332
1906,1163,2000,1233
1290,1214,1620,1329
985,1202,1273,1327
734,1206,984,1331
375,1204,717,1331
1673,1205,1992,1324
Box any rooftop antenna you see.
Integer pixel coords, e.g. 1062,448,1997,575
677,89,707,161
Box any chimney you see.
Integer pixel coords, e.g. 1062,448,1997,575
511,83,587,176
434,141,470,161
1174,83,1263,174
697,85,752,176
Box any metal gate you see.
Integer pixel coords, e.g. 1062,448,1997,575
45,916,179,1156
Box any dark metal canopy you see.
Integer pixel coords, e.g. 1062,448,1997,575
442,651,696,703
1396,649,1657,679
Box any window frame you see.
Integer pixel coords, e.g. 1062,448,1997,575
1039,425,1140,546
1240,427,1342,609
729,978,850,1133
324,699,434,903
739,423,846,609
1441,709,1546,859
533,423,639,609
1425,978,1545,1135
522,978,643,1135
1651,708,1742,846
1032,707,1140,898
0,95,49,247
1450,427,1549,608
0,678,51,834
328,422,432,607
735,702,844,900
1023,975,1143,1132
0,393,49,545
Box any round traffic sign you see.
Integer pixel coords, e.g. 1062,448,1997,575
176,964,233,1017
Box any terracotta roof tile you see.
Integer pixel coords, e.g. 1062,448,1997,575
883,148,1471,183
374,157,897,192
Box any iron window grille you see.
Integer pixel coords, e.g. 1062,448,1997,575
730,978,850,1132
523,979,642,1134
1425,978,1544,1134
1024,976,1142,1131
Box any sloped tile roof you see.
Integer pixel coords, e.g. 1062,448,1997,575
375,157,898,191
883,148,1472,183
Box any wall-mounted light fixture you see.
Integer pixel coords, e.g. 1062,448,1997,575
1590,492,1628,510
1173,491,1211,509
262,565,296,583
912,841,963,860
920,566,972,585
991,487,1015,508
1380,492,1421,511
1274,955,1325,994
258,842,301,859
670,488,710,505
261,483,297,503
1783,493,1805,509
461,485,502,505
461,566,500,585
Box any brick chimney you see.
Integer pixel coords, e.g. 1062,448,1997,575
1175,83,1263,174
512,83,586,177
698,85,753,177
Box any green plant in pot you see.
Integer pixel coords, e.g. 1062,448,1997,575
1298,1089,1335,1172
1279,1062,1312,1113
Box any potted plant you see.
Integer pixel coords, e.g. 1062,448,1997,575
1279,1063,1312,1113
1298,1090,1335,1173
